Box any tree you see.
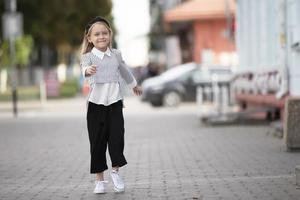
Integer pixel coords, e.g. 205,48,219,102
0,35,33,69
0,0,114,66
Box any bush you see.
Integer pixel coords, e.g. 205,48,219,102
0,78,80,101
0,86,40,101
59,78,79,98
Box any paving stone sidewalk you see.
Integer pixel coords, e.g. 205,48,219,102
0,97,300,200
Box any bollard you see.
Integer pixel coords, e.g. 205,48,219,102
284,98,300,151
196,86,203,117
40,80,47,107
213,82,220,109
296,165,300,186
221,85,229,108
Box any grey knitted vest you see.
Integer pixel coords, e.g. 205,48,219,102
81,49,136,91
81,50,121,84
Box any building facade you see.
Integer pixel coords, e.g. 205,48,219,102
164,0,236,67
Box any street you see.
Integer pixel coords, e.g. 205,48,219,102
0,97,300,200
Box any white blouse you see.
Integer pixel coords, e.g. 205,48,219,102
82,48,136,106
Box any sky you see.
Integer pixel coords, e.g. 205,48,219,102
112,0,150,67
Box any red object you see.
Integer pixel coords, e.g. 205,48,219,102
82,82,90,96
44,70,60,97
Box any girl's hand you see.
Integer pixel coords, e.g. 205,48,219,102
133,86,142,96
85,65,97,76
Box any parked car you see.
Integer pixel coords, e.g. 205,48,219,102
141,62,232,107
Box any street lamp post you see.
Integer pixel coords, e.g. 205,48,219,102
2,0,23,117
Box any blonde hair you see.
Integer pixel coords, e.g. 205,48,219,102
80,21,113,54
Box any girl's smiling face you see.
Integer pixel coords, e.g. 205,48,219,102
88,23,111,51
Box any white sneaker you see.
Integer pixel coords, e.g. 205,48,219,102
110,169,125,192
93,180,108,194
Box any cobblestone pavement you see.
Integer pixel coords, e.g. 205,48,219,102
0,97,300,200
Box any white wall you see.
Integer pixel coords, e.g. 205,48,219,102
112,0,150,67
287,0,300,96
236,0,281,73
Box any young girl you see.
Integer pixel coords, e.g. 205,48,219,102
80,16,142,194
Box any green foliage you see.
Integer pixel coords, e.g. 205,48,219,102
0,0,114,66
15,35,34,68
0,35,34,69
59,78,79,98
0,41,10,68
0,86,40,101
0,78,80,101
0,0,113,48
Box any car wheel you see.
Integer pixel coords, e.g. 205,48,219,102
150,101,163,107
163,91,181,107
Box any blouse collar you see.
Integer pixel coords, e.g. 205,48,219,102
91,47,111,60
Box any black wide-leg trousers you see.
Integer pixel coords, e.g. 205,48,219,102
87,100,127,173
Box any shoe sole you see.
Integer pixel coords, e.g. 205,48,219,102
114,187,125,193
93,190,106,194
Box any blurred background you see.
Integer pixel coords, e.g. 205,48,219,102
1,0,300,199
0,0,236,115
0,0,300,140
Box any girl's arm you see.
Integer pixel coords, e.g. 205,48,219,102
80,53,96,77
115,50,137,87
115,50,142,96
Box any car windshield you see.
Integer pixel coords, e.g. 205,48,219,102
160,63,196,81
